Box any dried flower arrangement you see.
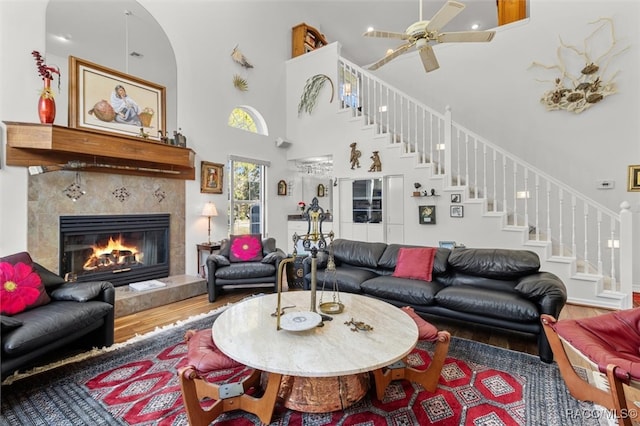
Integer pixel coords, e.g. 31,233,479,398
31,50,61,98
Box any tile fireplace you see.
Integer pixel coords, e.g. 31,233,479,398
59,214,170,287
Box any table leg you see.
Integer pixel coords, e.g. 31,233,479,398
178,367,283,425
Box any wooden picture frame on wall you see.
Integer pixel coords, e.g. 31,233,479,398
628,165,640,191
201,161,224,194
277,180,288,196
69,56,166,140
419,205,436,225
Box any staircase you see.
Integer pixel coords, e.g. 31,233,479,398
336,57,634,309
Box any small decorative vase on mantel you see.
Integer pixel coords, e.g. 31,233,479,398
38,78,56,124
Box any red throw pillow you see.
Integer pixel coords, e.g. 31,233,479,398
0,261,50,315
228,234,263,262
392,247,437,281
401,306,439,341
184,329,242,373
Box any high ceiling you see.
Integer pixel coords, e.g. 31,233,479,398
303,0,503,67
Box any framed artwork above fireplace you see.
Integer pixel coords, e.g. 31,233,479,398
69,56,166,141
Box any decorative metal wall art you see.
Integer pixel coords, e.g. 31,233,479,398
530,18,629,114
368,151,382,172
298,74,334,115
349,142,361,169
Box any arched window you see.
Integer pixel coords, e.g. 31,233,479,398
228,105,268,136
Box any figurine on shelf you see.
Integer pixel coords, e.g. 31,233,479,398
174,128,187,147
138,127,149,139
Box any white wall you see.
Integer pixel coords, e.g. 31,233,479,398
0,0,48,255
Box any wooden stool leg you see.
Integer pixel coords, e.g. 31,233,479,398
178,367,282,425
373,331,451,400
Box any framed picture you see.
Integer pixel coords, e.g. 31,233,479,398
451,193,461,203
419,205,436,225
69,56,166,140
450,205,464,218
439,241,456,249
628,165,640,191
201,161,224,194
277,180,287,196
317,183,325,197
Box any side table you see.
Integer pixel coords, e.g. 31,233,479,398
197,242,221,278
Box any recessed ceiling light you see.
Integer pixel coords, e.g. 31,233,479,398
367,26,374,33
471,23,480,30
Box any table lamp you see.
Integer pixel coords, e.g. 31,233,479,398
201,201,218,245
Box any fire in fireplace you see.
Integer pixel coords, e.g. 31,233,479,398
60,214,170,287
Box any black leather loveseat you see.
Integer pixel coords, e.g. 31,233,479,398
303,239,567,362
1,252,115,379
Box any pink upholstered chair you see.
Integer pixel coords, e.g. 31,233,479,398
541,309,640,426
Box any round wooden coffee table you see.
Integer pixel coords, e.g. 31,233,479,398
212,291,418,417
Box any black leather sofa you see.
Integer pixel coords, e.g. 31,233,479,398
303,239,567,362
206,237,286,302
1,251,115,380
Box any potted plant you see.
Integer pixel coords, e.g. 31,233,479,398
413,182,422,197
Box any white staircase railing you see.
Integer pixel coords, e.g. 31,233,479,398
338,57,632,302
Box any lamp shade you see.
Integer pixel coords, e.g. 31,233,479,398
202,202,218,217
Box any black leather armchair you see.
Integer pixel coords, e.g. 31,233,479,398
1,252,114,379
206,236,286,302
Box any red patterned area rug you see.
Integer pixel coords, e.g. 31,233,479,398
1,310,607,426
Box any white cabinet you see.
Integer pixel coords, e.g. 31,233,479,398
336,177,391,243
385,175,404,243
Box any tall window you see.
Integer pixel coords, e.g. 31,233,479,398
229,156,270,236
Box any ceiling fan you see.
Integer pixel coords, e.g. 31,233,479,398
363,0,495,73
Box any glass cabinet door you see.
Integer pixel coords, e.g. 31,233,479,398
352,178,382,223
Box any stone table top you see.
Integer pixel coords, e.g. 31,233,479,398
212,291,418,377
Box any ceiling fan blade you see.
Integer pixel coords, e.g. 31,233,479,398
426,0,465,32
419,45,440,73
368,42,415,70
363,29,410,40
438,30,496,43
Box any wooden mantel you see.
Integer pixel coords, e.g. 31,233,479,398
3,121,196,180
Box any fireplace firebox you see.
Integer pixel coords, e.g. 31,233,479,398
60,214,170,287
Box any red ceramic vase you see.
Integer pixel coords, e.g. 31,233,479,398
38,78,56,124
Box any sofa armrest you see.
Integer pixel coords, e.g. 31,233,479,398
262,248,286,265
515,272,567,316
50,280,115,305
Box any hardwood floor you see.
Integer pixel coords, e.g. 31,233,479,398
114,289,613,358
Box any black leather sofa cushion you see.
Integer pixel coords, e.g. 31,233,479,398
377,244,451,276
360,276,443,305
435,271,519,293
315,267,378,294
447,248,540,279
435,286,540,322
3,301,113,356
215,262,276,280
332,239,388,269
